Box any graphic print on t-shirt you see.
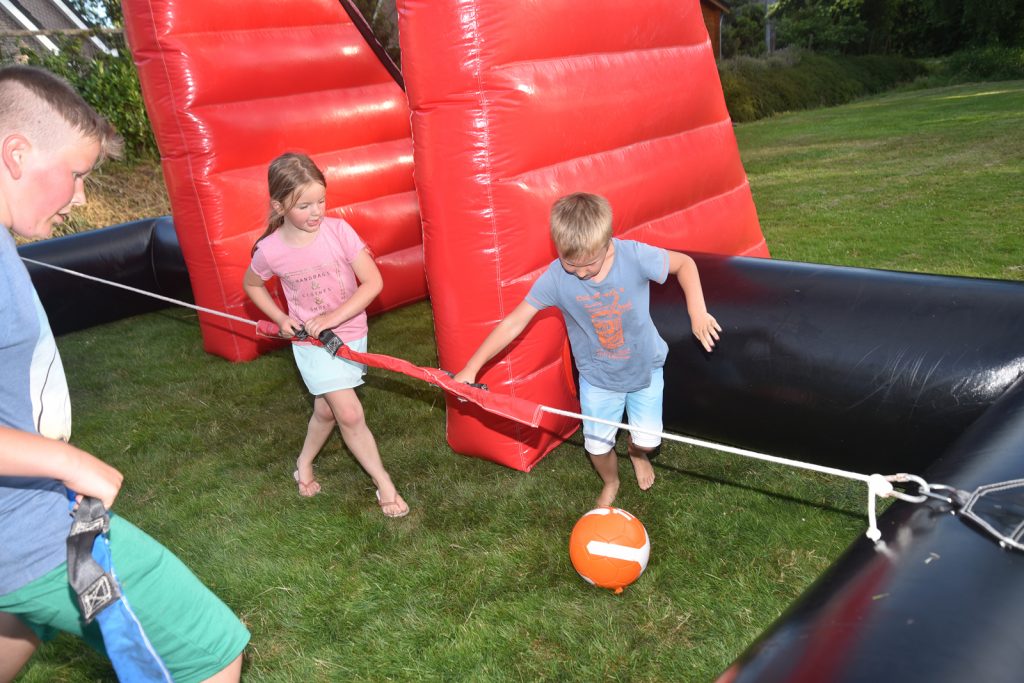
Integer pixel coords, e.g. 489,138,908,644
579,287,633,360
285,262,346,317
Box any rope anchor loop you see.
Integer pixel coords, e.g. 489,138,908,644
865,473,937,542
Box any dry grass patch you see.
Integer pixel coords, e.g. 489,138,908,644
58,159,171,238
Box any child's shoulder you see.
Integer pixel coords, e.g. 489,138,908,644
321,215,354,231
612,239,670,283
251,229,282,258
321,215,348,229
614,237,660,249
320,216,366,257
616,238,666,259
321,216,361,241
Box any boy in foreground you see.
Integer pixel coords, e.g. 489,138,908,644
0,64,248,682
454,192,720,507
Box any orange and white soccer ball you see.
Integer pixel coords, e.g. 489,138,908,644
569,507,650,594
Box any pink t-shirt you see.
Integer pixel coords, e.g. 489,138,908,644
250,216,370,342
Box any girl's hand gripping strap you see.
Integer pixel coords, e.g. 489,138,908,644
254,320,344,354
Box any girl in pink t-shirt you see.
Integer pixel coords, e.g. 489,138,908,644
243,153,408,517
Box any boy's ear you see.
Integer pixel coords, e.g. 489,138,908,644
1,134,30,180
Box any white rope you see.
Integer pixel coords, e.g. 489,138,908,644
541,405,904,541
23,255,923,543
20,257,258,328
541,405,874,483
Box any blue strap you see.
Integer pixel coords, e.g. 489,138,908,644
66,494,173,681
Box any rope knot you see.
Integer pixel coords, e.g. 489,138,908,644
865,474,895,542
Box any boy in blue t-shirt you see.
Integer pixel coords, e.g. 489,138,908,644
454,192,721,507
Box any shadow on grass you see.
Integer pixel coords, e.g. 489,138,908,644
362,373,440,406
651,458,865,520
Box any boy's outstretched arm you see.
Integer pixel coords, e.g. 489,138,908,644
668,251,721,352
0,426,123,509
453,300,540,384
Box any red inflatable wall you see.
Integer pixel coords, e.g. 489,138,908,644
398,0,768,470
122,0,426,361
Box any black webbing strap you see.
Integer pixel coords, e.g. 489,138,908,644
66,496,121,623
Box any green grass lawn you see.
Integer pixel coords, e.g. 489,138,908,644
17,81,1024,682
738,80,1024,279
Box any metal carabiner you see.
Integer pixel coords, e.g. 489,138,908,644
918,483,963,507
885,473,931,504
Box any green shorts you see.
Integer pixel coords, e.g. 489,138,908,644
0,514,249,683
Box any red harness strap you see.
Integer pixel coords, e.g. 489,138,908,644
256,321,544,428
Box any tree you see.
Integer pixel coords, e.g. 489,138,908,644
860,0,902,53
773,0,869,53
771,0,1023,57
961,0,1024,47
67,0,122,28
722,0,769,58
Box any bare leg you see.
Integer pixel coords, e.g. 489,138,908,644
0,612,39,683
627,435,656,491
294,396,335,496
323,389,407,517
589,450,620,507
200,652,243,683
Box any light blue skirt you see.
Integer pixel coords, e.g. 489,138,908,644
292,335,367,395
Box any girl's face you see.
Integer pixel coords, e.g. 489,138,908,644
278,182,326,233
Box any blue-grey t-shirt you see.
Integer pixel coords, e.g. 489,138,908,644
526,238,670,392
0,227,74,595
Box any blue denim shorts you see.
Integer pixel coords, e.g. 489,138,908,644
579,367,664,455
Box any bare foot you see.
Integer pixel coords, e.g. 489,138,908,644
629,452,655,491
595,481,619,508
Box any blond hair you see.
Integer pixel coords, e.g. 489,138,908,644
549,192,612,260
252,152,326,255
0,64,121,161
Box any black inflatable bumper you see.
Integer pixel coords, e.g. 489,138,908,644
651,254,1024,683
18,216,192,335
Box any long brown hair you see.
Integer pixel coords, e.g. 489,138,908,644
251,152,326,255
